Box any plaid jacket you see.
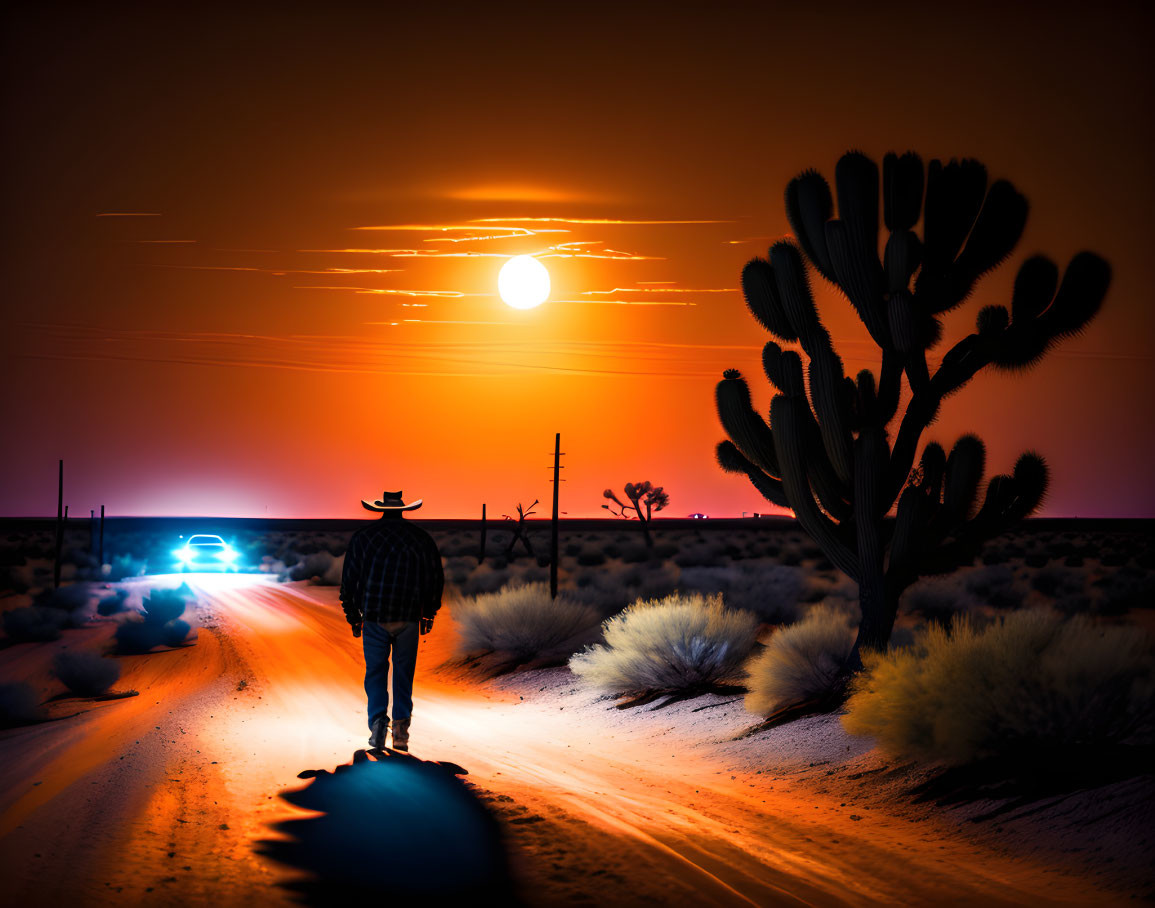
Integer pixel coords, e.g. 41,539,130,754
339,518,444,625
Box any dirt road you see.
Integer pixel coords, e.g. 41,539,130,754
0,576,1132,905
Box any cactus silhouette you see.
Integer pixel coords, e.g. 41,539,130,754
717,151,1109,672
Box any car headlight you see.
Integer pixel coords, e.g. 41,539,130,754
216,546,238,562
174,547,193,563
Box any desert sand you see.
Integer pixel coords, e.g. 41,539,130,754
1,572,1148,905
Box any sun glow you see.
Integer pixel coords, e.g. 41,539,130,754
498,255,550,309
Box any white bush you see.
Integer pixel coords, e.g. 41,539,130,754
570,592,758,694
455,582,601,661
744,604,856,716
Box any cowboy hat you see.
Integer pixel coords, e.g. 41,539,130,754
361,490,423,512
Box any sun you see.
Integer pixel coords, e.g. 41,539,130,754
498,255,550,309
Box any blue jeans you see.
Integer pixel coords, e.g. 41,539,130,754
363,620,420,729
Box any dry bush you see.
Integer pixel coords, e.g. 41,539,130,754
842,611,1155,765
567,561,679,615
0,682,43,726
679,564,807,624
744,605,856,716
456,564,511,597
115,585,194,654
281,551,344,585
569,593,758,695
455,582,601,661
3,606,68,642
53,650,121,697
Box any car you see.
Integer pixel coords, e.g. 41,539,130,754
688,513,709,520
173,534,240,571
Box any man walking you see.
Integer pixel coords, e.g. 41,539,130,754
340,490,444,752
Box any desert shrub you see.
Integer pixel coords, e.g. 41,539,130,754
963,565,1024,610
842,611,1155,765
282,551,344,585
116,585,194,653
679,564,805,624
3,606,68,642
457,564,511,597
570,593,758,695
673,541,726,568
34,583,93,613
901,577,970,625
114,619,161,654
744,605,857,715
455,583,600,662
161,619,193,647
1030,566,1085,600
620,542,652,564
53,650,121,697
105,554,146,582
0,682,44,726
97,590,129,616
576,544,606,567
141,585,191,624
1092,566,1155,613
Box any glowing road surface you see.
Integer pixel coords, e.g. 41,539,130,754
0,574,1124,905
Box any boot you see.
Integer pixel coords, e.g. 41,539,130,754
368,716,389,750
390,717,411,752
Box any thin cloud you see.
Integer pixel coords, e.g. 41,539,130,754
471,217,733,225
582,287,737,295
149,264,402,275
553,299,696,307
539,242,663,261
302,248,509,258
294,286,487,298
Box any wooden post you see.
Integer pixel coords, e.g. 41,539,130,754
53,459,64,590
550,432,561,599
99,505,105,569
478,503,487,564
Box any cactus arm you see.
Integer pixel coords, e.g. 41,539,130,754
785,170,837,282
807,344,855,483
716,372,780,475
876,350,903,426
771,394,859,580
715,441,789,508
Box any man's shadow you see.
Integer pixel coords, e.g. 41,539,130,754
257,748,521,905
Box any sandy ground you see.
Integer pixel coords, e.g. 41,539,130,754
0,574,1150,906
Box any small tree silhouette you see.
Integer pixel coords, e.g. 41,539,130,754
716,151,1109,674
603,482,669,548
502,500,538,559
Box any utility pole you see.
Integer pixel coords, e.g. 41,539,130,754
53,460,64,590
478,503,487,565
550,432,563,599
99,504,106,569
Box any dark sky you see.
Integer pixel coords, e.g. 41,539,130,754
2,1,1153,517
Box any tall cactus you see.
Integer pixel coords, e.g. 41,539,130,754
717,151,1109,659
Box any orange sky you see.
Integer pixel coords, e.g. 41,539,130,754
2,2,1153,518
